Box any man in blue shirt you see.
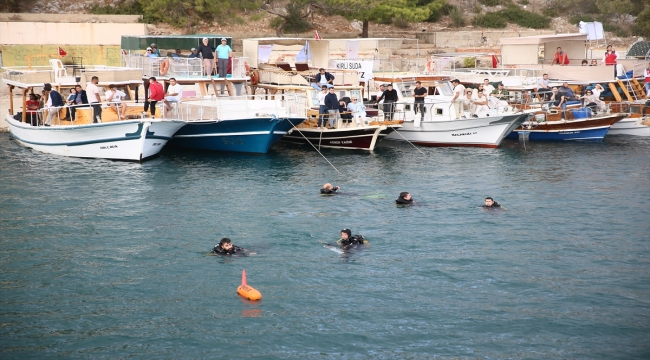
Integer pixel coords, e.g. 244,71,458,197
216,38,232,78
312,68,335,91
188,48,199,58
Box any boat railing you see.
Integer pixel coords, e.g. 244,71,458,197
171,94,308,122
120,54,250,79
18,102,149,127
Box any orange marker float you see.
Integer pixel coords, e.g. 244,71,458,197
237,269,262,301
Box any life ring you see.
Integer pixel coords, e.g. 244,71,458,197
159,59,170,75
244,61,251,76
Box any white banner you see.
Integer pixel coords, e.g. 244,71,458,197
346,40,360,59
328,60,374,82
258,44,274,63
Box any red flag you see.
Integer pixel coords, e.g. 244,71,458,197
315,30,321,40
491,54,499,69
58,47,67,56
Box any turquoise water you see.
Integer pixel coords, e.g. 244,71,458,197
1,134,649,359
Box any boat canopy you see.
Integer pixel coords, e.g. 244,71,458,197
499,33,588,65
121,35,232,52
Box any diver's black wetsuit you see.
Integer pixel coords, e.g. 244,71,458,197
395,197,413,204
482,202,501,208
320,187,339,194
337,235,366,250
211,244,244,255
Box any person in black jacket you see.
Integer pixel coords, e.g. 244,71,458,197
69,84,89,121
43,83,64,126
376,84,398,120
314,68,335,90
483,197,501,208
320,183,340,194
211,238,245,255
324,87,340,129
395,192,413,205
337,229,367,250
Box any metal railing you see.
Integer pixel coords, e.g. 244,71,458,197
171,94,308,122
120,55,249,79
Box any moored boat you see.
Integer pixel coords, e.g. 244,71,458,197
506,110,627,141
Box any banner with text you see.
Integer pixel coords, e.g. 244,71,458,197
328,60,374,82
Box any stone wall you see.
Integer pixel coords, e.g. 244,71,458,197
416,30,556,48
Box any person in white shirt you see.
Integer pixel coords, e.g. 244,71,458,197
164,77,183,116
375,84,385,105
317,86,329,129
451,79,466,119
482,79,495,97
347,97,367,127
471,90,490,117
105,84,127,120
85,76,102,123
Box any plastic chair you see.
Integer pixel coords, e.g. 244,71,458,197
49,59,68,79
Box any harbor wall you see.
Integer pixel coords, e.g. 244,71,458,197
0,45,122,67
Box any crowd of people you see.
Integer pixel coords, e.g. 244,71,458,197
143,38,232,78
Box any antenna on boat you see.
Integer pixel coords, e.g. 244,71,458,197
286,119,342,175
389,127,425,154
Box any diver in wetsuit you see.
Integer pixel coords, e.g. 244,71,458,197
337,229,367,250
395,192,413,204
482,197,501,208
320,183,340,195
211,237,245,255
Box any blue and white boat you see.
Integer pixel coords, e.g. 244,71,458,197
167,95,307,154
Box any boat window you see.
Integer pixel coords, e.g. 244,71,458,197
401,82,416,97
438,82,454,96
435,108,443,115
310,91,319,107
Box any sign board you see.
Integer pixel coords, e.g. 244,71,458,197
328,60,374,82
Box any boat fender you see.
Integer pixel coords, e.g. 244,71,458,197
160,59,170,75
237,269,262,301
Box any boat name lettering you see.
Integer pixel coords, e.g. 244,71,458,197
329,140,353,144
335,62,363,70
100,145,118,149
558,131,579,134
451,132,477,136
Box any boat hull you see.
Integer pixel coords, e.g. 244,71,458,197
384,114,528,148
608,117,650,136
6,115,184,161
281,126,397,150
169,117,305,154
506,114,627,141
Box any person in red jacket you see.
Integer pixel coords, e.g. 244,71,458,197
552,47,569,66
144,77,165,116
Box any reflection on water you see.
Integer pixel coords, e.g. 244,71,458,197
0,134,649,358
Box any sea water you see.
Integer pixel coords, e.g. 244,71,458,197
0,134,649,358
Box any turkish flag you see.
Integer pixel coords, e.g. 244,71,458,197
58,47,67,56
315,30,321,40
491,54,499,69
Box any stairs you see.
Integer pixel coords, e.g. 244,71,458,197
615,78,646,101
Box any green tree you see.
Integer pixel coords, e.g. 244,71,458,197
329,0,431,38
632,6,650,38
263,0,316,37
595,0,634,20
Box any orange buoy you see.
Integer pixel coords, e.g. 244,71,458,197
160,59,170,75
237,269,262,301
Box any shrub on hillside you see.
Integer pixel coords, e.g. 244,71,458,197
632,7,650,38
498,5,551,28
518,0,529,5
394,18,410,29
478,0,509,6
541,7,558,17
426,2,455,22
472,13,507,28
463,57,476,68
449,7,466,27
603,23,629,37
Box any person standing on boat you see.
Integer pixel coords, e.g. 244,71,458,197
451,79,466,119
313,68,335,91
197,37,216,77
489,83,509,112
69,85,88,122
26,94,39,126
376,84,398,121
602,45,619,77
375,84,385,105
145,77,165,117
43,83,64,126
317,86,329,129
216,38,232,79
551,47,570,66
86,76,102,123
413,81,427,121
325,87,340,129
